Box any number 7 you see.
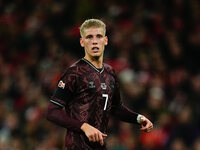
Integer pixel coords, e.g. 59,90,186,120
102,94,108,110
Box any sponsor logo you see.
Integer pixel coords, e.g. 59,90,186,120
89,81,96,88
58,80,65,89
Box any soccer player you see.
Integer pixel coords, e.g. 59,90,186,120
46,19,153,150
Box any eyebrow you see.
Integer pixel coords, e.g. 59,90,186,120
85,34,104,38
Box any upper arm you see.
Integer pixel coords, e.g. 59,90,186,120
111,71,122,108
50,67,78,107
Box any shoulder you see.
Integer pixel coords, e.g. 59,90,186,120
61,59,81,76
103,63,113,71
61,59,88,77
103,63,116,76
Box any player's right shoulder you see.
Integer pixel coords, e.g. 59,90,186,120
62,59,82,75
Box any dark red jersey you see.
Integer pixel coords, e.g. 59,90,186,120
49,58,139,150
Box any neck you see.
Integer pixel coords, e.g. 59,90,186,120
84,56,103,69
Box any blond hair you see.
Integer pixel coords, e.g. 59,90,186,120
80,19,106,37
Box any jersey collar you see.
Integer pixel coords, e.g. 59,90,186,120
82,58,104,74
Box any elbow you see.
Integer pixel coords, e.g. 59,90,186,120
45,102,58,122
46,105,53,122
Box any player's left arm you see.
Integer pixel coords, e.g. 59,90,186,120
111,72,153,132
111,101,153,132
137,114,153,132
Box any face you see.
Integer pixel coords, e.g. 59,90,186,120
80,27,108,60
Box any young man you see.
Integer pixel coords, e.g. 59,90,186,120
46,19,153,150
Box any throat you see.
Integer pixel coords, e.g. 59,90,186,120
83,57,103,69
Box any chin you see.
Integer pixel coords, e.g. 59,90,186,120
93,56,100,60
92,53,101,57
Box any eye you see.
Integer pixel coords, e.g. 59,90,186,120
86,35,93,39
97,34,103,38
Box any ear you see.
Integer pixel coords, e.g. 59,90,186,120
105,36,108,45
80,38,84,47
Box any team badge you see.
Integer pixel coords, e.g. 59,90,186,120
58,80,65,89
101,83,107,90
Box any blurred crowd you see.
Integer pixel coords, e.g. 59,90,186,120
1,0,200,149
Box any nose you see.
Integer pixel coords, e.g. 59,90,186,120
92,37,98,45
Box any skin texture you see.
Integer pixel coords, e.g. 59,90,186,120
80,27,108,69
79,26,153,145
81,123,107,146
140,116,153,133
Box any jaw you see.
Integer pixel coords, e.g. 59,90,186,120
84,49,104,61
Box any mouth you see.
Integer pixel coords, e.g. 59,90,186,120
92,47,99,53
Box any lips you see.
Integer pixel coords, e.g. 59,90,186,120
92,47,99,50
92,47,99,53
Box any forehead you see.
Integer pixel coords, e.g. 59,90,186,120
83,27,104,37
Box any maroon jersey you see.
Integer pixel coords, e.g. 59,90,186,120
49,58,139,150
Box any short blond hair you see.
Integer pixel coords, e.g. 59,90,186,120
80,19,106,37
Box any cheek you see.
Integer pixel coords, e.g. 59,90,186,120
82,41,90,47
102,41,107,46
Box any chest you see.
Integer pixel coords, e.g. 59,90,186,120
73,71,115,113
77,71,115,96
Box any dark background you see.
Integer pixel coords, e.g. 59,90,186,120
0,0,200,149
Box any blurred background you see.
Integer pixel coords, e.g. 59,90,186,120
0,0,200,149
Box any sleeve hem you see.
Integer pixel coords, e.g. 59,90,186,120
50,99,65,107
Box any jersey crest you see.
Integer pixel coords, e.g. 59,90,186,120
101,83,107,90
